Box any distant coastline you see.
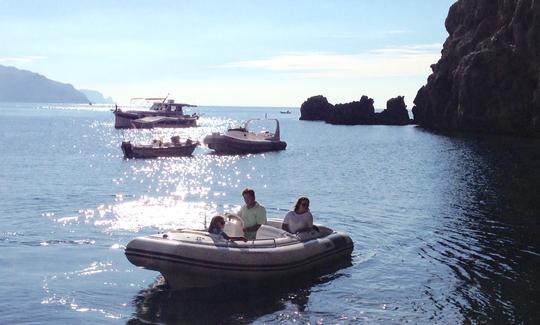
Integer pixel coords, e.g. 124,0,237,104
0,65,111,104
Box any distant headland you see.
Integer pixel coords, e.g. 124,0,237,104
0,65,111,104
79,89,114,104
300,95,412,126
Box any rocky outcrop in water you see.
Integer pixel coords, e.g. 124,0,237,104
300,95,412,125
327,96,375,125
0,65,88,103
413,0,540,137
376,96,411,125
299,95,332,121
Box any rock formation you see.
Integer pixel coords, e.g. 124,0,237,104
375,96,411,125
0,65,88,103
300,95,412,125
327,96,375,125
299,95,333,121
413,0,540,137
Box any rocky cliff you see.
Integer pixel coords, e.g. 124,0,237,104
300,95,412,125
0,65,89,103
413,0,540,136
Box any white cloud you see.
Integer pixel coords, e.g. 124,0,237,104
215,44,442,78
0,55,47,63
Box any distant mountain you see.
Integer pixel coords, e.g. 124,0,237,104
0,65,88,103
79,89,114,104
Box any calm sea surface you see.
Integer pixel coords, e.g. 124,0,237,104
1,103,540,324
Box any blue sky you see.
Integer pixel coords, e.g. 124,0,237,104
0,0,456,107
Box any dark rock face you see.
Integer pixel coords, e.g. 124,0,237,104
327,96,375,125
0,65,88,103
376,96,411,125
413,0,540,137
300,95,413,125
300,95,333,121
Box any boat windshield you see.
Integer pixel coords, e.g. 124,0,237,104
255,225,291,239
248,119,272,133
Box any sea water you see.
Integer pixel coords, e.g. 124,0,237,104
1,103,539,324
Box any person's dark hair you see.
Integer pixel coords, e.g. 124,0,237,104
294,197,310,213
242,188,255,198
209,215,225,232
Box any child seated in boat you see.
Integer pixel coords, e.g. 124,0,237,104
208,216,247,241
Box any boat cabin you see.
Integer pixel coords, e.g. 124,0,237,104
150,99,185,113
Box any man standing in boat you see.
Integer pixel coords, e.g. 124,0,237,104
238,188,267,240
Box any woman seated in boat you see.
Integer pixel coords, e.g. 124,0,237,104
208,215,247,241
282,197,315,233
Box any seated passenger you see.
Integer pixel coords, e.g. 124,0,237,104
208,215,246,241
282,197,314,233
238,188,267,240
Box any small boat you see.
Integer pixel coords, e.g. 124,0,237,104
280,110,291,114
124,217,353,289
203,118,287,154
121,136,199,159
130,115,199,129
113,97,198,129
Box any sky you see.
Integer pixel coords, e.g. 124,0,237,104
0,0,456,107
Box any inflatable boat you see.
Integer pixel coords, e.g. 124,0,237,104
125,217,353,289
203,118,287,154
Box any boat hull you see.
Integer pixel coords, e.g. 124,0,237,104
121,141,199,158
113,110,197,129
204,134,287,154
125,228,353,288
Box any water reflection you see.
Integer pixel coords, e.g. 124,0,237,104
415,131,540,323
128,258,352,324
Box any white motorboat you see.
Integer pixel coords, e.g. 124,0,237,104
203,119,287,154
121,136,199,159
125,217,353,289
113,98,198,129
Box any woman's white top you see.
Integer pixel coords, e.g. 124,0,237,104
283,211,313,233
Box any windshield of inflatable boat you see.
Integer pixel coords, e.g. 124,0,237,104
256,225,293,239
223,213,244,237
222,215,332,241
223,214,294,239
242,119,278,135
